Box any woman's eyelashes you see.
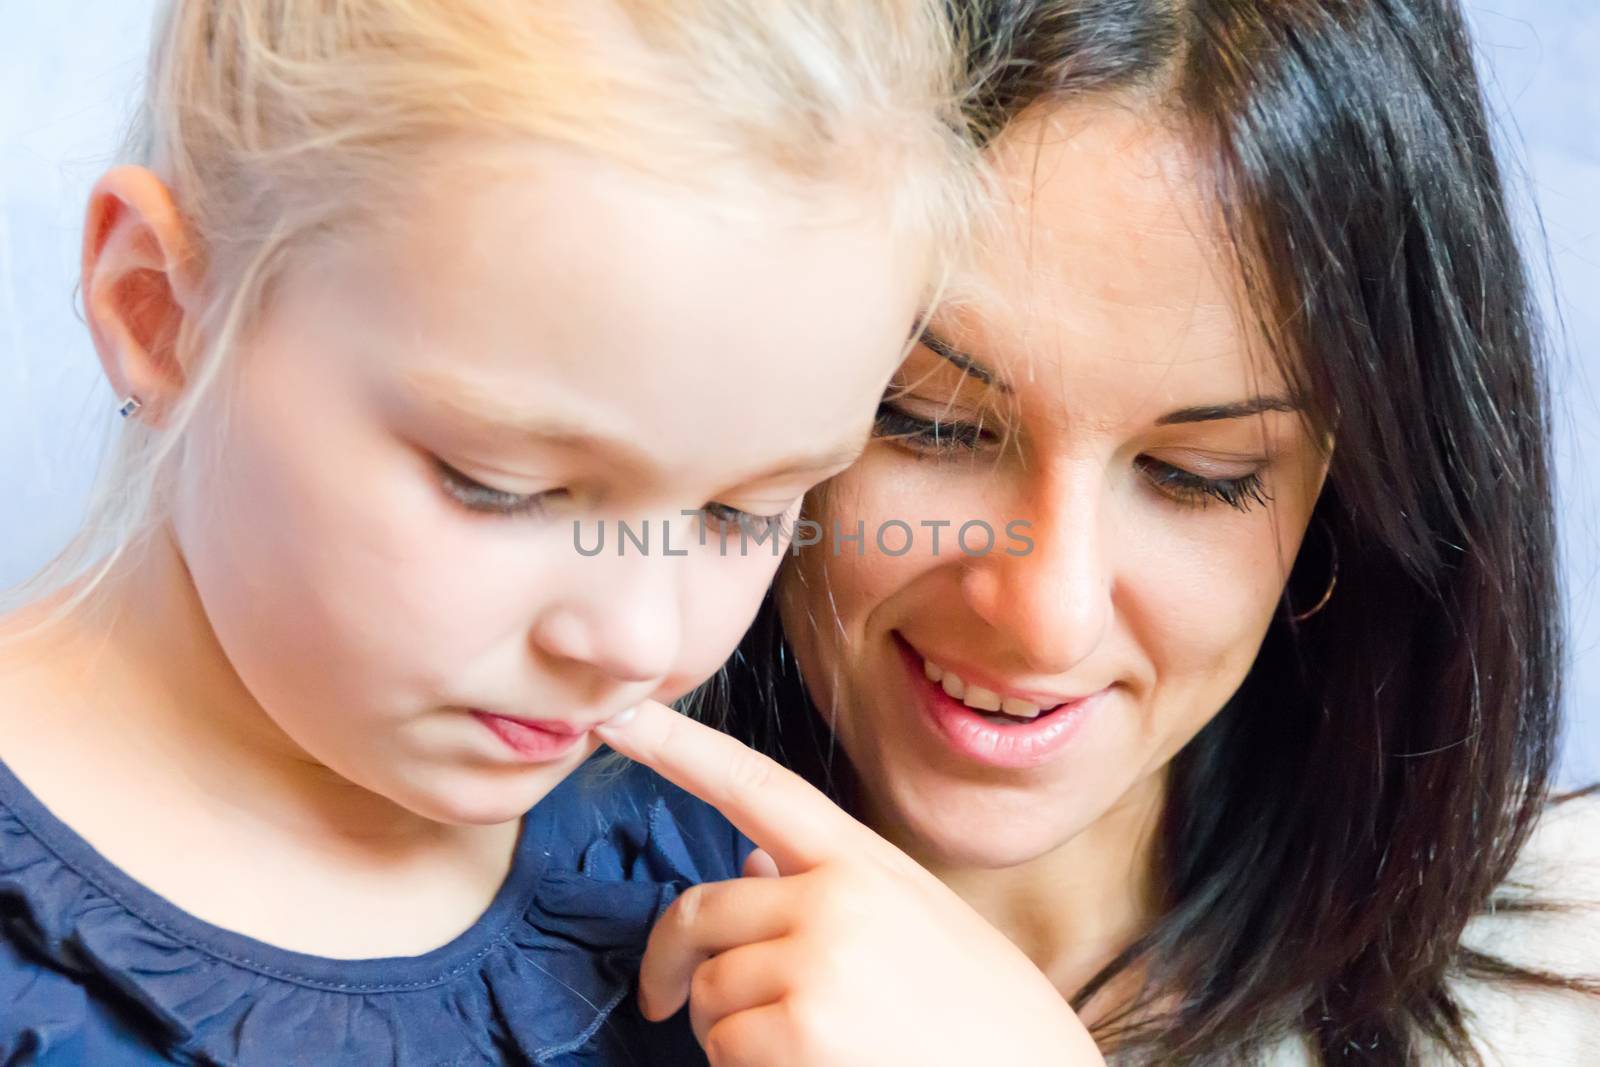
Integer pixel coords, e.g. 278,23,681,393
873,400,996,453
872,403,1271,513
437,458,799,533
1134,456,1271,512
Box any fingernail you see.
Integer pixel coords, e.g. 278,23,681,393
601,706,637,730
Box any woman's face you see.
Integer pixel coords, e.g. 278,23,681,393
780,105,1329,870
166,143,925,827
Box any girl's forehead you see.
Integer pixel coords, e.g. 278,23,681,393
255,146,920,489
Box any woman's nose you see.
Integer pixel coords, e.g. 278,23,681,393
961,468,1112,676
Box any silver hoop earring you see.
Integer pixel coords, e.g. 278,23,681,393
118,396,143,419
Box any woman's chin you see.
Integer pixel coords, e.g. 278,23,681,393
882,784,1089,871
914,826,1078,872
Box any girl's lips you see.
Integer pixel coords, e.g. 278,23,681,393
892,636,1103,770
470,710,591,762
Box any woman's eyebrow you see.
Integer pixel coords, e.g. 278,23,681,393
916,330,1012,394
910,333,1300,426
1155,396,1301,425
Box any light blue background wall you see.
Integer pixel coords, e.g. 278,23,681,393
2,2,1596,783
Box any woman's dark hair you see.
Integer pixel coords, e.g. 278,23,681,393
698,1,1597,1064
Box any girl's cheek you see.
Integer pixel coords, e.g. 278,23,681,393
669,554,791,683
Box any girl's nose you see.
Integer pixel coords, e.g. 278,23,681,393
529,549,682,685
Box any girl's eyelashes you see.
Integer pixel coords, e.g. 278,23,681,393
1136,456,1272,512
438,457,797,536
872,400,994,454
437,460,559,518
701,501,797,541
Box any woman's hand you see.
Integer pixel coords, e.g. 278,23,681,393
595,700,1107,1067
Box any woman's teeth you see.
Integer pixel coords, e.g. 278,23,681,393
922,658,1047,720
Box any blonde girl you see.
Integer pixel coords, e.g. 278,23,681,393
0,2,973,1063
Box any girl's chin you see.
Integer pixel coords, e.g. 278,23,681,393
388,763,584,828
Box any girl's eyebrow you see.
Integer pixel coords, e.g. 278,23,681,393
749,447,866,483
406,368,659,471
406,369,866,482
916,330,1012,394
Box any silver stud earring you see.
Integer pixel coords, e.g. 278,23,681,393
118,396,143,419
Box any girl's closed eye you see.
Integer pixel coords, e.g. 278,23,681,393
436,460,564,518
439,458,799,539
702,500,800,541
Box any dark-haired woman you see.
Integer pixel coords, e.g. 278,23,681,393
600,1,1600,1064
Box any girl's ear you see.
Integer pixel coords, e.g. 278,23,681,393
81,166,203,427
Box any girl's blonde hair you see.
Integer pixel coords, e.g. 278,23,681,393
11,0,977,623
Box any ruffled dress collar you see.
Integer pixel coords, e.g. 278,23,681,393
0,752,713,1065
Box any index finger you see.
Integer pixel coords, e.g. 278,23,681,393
594,700,867,873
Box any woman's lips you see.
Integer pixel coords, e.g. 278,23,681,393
892,635,1103,770
470,709,592,762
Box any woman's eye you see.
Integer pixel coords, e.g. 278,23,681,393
1137,456,1271,512
872,401,992,454
701,501,795,541
437,460,558,518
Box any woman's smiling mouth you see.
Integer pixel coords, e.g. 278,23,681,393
892,634,1108,770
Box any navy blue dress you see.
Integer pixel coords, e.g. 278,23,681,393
0,750,753,1065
